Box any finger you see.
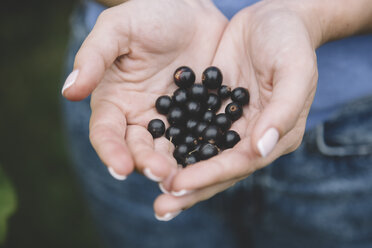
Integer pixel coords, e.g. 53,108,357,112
154,178,239,221
89,100,134,179
62,7,130,100
153,137,181,192
170,139,262,194
252,50,318,158
126,125,177,183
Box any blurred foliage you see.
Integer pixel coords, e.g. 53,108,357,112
0,0,101,247
0,165,17,245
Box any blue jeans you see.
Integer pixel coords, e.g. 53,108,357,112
62,5,372,248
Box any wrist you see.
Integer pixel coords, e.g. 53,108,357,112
277,0,372,47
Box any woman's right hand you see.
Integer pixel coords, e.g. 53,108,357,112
61,0,227,183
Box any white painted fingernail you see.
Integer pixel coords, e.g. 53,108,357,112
108,167,127,181
171,189,192,197
257,128,279,157
155,211,181,221
62,69,79,94
159,183,170,194
144,168,162,182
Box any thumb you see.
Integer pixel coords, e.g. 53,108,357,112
62,7,130,101
252,58,318,158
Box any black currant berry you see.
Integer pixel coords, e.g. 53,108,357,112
214,113,232,132
185,100,203,116
202,66,223,89
183,134,198,149
218,85,231,100
206,93,221,112
189,83,208,101
183,153,200,167
173,144,190,164
194,122,209,140
185,119,199,133
147,119,165,138
172,88,189,106
231,87,250,106
191,143,203,154
225,102,243,121
167,107,185,125
202,110,215,124
155,95,172,115
165,126,184,145
173,66,195,88
202,125,222,145
223,130,241,149
199,143,219,160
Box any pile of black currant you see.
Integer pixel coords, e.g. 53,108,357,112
147,66,249,167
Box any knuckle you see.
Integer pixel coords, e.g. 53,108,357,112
89,124,109,144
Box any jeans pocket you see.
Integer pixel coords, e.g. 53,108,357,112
316,95,372,157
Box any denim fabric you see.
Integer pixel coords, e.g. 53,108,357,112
62,4,372,248
250,96,372,248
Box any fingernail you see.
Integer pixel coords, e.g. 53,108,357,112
108,167,127,181
171,189,192,197
257,128,279,157
159,183,170,194
62,69,79,95
155,211,181,221
144,168,162,182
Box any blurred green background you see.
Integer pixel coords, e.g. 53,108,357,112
0,0,101,247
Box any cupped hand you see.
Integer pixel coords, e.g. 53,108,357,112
154,0,320,220
62,0,227,180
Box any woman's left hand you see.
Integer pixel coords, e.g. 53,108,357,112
153,0,320,220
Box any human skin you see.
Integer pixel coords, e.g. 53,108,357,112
62,0,227,184
62,0,372,220
153,0,372,220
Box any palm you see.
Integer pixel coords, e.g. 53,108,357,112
89,0,227,177
212,7,318,164
155,5,319,216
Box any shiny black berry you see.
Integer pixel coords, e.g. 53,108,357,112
183,134,198,149
223,130,241,149
167,107,185,125
225,102,243,121
165,126,184,145
173,66,195,88
202,66,223,89
147,119,165,138
185,100,203,116
155,95,172,115
202,110,215,124
199,143,219,160
172,88,188,106
185,119,199,133
231,87,250,106
183,153,200,167
214,113,232,132
206,93,221,112
189,83,208,101
195,122,208,140
202,125,222,145
192,143,203,154
173,144,190,164
218,85,231,100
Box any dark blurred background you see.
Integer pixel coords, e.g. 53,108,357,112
0,1,101,247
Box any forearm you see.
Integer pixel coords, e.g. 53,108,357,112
296,0,372,46
95,0,128,7
312,0,372,45
264,0,372,47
